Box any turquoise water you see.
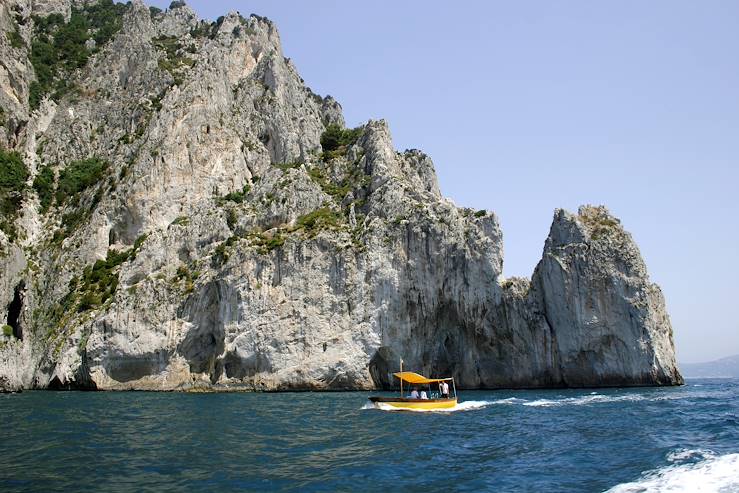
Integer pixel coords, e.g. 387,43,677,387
1,379,738,492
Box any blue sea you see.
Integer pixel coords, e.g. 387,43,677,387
1,379,737,492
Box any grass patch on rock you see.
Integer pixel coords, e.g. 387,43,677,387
273,161,301,172
170,215,190,227
579,207,621,241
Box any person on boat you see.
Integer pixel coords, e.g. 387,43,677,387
409,388,419,399
440,381,450,398
420,390,428,399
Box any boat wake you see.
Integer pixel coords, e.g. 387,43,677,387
522,393,647,407
515,391,711,408
362,388,718,412
361,400,492,413
605,449,739,492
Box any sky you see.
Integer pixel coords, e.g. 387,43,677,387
149,1,739,364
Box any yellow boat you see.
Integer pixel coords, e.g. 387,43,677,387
368,371,458,410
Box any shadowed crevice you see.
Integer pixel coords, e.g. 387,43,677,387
6,281,24,340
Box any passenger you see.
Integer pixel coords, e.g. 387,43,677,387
409,388,419,399
441,381,450,398
420,390,428,399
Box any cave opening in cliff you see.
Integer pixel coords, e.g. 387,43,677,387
369,346,399,389
6,281,24,340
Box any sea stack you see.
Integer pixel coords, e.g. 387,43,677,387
0,0,682,390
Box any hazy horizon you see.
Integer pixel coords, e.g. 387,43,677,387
148,0,739,364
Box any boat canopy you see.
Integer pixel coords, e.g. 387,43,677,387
393,371,452,384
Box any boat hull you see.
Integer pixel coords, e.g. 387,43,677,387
368,397,458,410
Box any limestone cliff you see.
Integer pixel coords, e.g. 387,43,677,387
0,0,682,390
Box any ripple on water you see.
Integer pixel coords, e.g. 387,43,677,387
0,379,736,492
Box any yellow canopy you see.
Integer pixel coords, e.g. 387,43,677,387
393,371,452,384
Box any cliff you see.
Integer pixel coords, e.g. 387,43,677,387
0,0,682,391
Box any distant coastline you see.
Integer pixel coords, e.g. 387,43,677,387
680,355,739,379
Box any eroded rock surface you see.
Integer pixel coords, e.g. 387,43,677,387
0,1,682,390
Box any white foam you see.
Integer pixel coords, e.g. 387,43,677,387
522,394,645,407
446,400,491,412
361,400,492,413
489,397,526,405
666,448,715,463
518,391,707,407
605,451,739,492
365,388,718,412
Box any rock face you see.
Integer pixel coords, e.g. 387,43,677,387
0,0,682,391
532,207,681,386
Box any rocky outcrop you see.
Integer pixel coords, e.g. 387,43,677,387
0,1,682,391
532,206,681,386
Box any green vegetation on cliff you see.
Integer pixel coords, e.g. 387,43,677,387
29,0,129,109
246,207,342,255
210,204,346,262
7,27,25,49
307,164,370,204
320,124,362,152
249,231,285,254
0,148,28,242
69,233,147,313
219,184,251,204
174,264,198,294
40,233,148,350
320,124,363,160
212,235,238,265
49,157,110,243
0,148,27,194
56,158,108,205
578,208,621,241
153,35,195,85
294,207,342,237
32,164,55,213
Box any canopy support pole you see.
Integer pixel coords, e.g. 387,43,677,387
399,358,403,397
452,377,457,399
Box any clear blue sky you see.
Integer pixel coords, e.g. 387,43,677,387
149,1,739,364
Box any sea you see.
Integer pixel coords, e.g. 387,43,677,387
1,378,737,492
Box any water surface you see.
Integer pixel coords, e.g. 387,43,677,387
1,379,737,491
